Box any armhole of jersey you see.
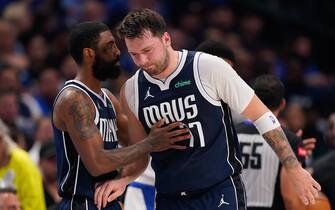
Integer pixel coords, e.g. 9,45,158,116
101,89,117,115
193,52,221,106
133,70,140,119
66,84,99,124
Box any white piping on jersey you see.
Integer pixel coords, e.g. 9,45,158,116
65,80,107,107
65,84,99,125
230,176,239,210
241,175,247,210
61,132,71,192
227,109,243,168
101,89,116,111
221,106,235,174
101,89,118,132
133,70,140,119
142,50,186,91
193,52,221,107
73,155,80,195
70,196,74,210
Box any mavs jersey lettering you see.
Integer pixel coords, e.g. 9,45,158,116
135,50,242,194
52,80,119,199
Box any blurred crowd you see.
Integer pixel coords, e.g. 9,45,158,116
0,0,334,209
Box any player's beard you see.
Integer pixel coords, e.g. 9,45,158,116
92,54,121,81
142,47,170,76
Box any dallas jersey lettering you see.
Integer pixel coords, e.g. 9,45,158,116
52,80,119,199
125,50,254,194
236,121,304,209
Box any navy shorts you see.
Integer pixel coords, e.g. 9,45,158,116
58,196,122,210
156,175,246,210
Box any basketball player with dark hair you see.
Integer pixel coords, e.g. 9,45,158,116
96,9,320,210
52,21,191,210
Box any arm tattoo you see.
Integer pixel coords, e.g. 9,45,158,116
68,99,98,140
263,127,300,168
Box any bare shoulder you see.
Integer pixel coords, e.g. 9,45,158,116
53,87,95,131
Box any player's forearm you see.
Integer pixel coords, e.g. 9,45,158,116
117,155,150,184
91,140,152,176
262,127,300,169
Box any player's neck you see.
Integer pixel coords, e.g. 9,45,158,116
75,67,101,94
154,49,179,80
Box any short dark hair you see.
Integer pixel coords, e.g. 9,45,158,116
196,40,236,64
251,74,285,110
117,8,166,39
68,21,109,64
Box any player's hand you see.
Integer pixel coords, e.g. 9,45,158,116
285,165,321,205
146,119,191,152
94,178,127,210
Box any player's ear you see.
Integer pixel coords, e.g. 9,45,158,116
162,32,171,47
278,98,286,113
82,48,95,63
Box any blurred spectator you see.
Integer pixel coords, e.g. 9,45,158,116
207,6,235,33
39,141,61,209
33,68,61,116
234,48,254,83
196,39,236,67
0,64,21,93
0,19,29,71
283,103,307,133
253,46,278,76
26,35,51,79
0,89,35,144
81,0,107,22
0,188,22,210
2,1,33,44
239,14,264,51
29,117,54,164
310,113,335,209
60,55,78,80
168,27,194,50
0,119,46,210
0,64,42,128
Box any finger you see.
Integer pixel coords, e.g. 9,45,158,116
312,179,321,191
312,187,319,198
304,144,315,150
152,119,165,129
94,184,104,207
94,185,102,205
306,189,316,205
296,129,303,137
163,122,183,131
168,128,190,137
303,138,316,144
299,193,310,205
97,183,108,210
102,184,113,208
169,144,187,150
171,134,192,143
107,191,120,203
